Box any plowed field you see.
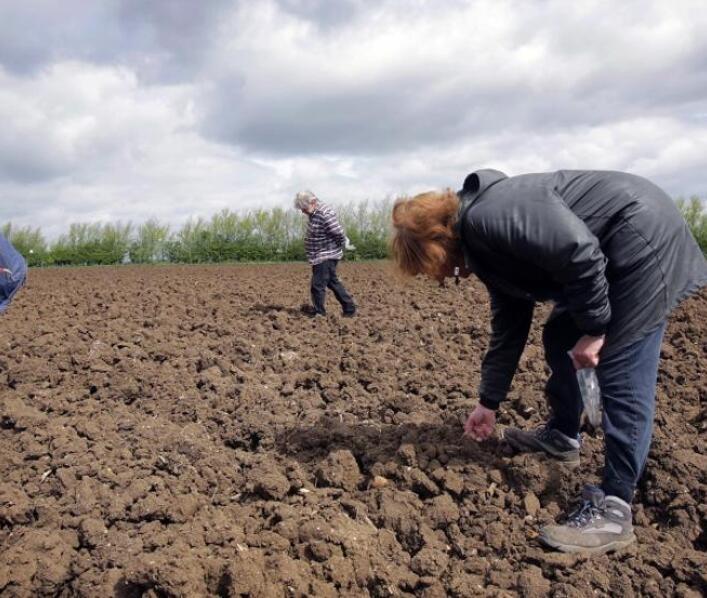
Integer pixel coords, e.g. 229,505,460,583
1,263,704,597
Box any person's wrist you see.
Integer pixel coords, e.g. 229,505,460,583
581,327,606,338
478,396,500,411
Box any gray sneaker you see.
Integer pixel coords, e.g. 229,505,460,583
540,485,635,554
504,423,581,465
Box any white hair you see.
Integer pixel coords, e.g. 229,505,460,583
294,190,317,210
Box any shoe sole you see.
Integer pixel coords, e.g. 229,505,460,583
504,430,580,466
539,533,636,554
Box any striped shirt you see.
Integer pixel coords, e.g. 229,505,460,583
305,203,345,265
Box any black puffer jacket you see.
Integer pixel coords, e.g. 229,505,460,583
457,169,707,410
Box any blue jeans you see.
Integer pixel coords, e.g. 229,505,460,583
543,311,667,503
311,259,355,315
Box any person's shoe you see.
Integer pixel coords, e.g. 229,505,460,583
540,485,635,554
504,423,580,465
342,309,356,318
300,304,324,317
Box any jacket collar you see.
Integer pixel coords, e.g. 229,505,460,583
455,169,508,234
457,169,508,204
455,169,508,275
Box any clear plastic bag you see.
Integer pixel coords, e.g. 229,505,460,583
576,368,602,427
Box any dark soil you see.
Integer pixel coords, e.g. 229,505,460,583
1,263,704,597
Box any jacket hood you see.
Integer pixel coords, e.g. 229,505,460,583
457,169,508,203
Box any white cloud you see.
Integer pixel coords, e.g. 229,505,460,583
0,0,706,240
198,0,707,155
0,62,190,181
0,61,283,237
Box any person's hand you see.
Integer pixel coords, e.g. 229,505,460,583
463,404,496,441
569,334,605,369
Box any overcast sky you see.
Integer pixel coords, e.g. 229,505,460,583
1,0,706,239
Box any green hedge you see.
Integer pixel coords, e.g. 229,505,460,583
676,196,707,255
7,195,702,267
2,201,392,266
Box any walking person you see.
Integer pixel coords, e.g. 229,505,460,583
391,169,706,554
294,191,356,317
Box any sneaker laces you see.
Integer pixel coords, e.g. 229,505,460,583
566,500,604,528
540,423,581,448
534,424,553,441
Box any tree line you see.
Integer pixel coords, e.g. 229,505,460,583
1,200,393,267
2,196,705,268
676,197,707,255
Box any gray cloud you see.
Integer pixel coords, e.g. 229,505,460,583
114,0,236,82
0,2,120,74
0,0,233,81
275,0,361,28
196,0,707,156
201,75,477,155
0,0,706,239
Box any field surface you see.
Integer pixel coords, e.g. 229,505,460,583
0,263,705,597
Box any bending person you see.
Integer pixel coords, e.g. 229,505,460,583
0,232,27,314
391,169,706,554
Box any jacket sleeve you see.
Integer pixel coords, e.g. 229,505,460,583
482,190,611,336
322,210,346,246
479,289,534,410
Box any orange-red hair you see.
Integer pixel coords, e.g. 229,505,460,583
391,190,460,280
